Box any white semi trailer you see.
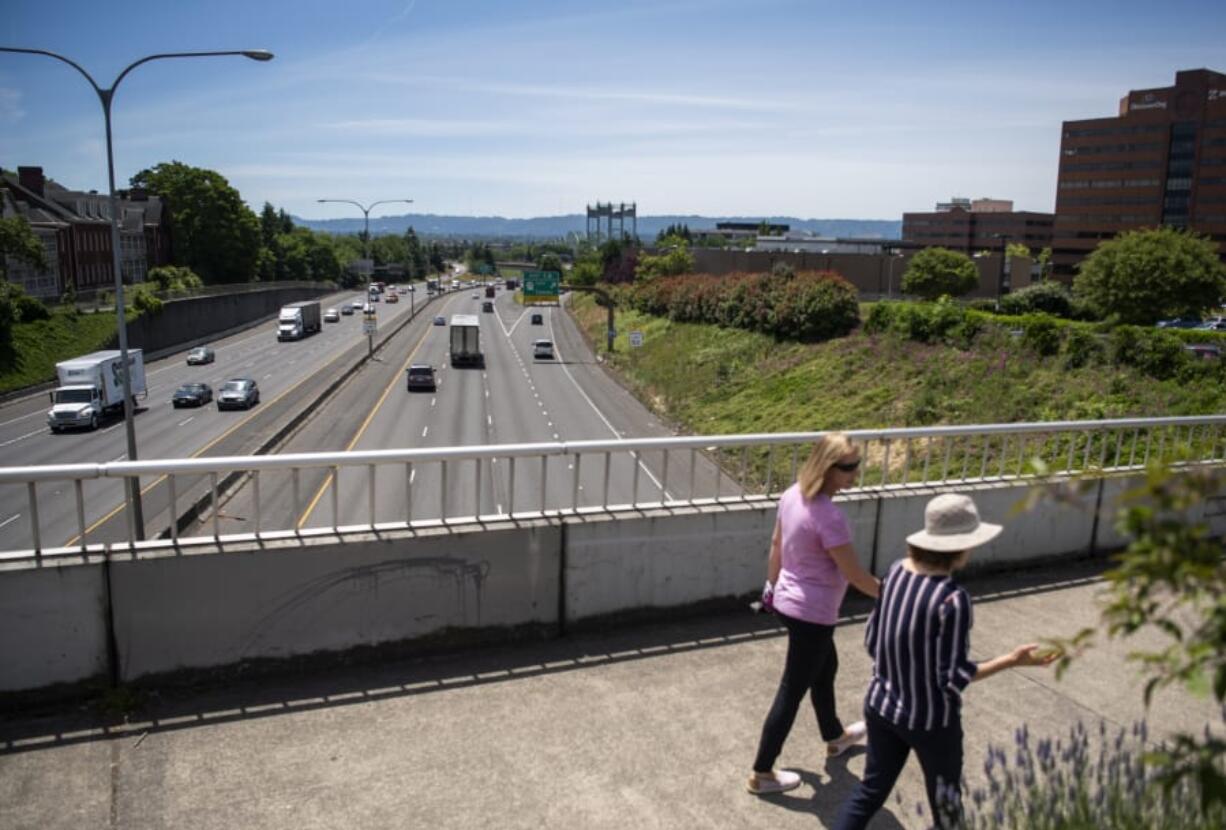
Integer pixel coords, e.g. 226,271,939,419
47,349,147,432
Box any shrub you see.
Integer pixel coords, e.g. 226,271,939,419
999,281,1074,317
1021,313,1062,356
129,284,163,315
967,298,999,313
1062,328,1104,369
12,292,50,323
1109,325,1188,379
863,302,895,335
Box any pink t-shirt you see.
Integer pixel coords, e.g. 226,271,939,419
771,483,853,625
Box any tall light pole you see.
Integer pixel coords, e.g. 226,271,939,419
1,47,274,541
315,197,414,271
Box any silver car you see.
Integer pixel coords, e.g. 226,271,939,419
217,378,260,410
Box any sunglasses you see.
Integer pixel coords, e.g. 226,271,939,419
832,460,861,473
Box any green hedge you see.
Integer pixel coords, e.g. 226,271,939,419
626,270,859,342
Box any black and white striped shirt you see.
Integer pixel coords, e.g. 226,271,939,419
864,560,978,731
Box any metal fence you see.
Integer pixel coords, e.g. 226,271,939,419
2,415,1224,561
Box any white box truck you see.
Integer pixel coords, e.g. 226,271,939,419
277,300,322,341
47,349,147,432
449,314,484,367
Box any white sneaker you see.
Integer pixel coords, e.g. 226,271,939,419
747,769,801,795
827,721,867,757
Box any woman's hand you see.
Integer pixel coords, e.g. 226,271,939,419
1011,644,1060,668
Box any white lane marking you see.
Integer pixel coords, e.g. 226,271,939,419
421,426,429,437
497,503,503,514
409,469,416,484
0,513,21,530
0,426,48,448
177,416,195,427
263,373,273,380
431,397,436,407
109,453,127,463
487,415,492,426
547,311,673,499
505,309,529,336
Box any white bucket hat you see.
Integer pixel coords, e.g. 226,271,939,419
906,493,1002,553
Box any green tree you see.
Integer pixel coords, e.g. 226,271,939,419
403,228,428,279
900,247,980,299
1006,241,1031,259
130,161,262,283
0,215,48,283
1073,227,1226,324
370,234,408,269
259,202,280,249
636,238,695,280
537,252,563,276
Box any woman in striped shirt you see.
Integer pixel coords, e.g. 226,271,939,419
834,493,1057,829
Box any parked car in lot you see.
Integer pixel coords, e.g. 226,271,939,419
340,304,355,316
186,346,215,365
533,339,554,360
433,315,446,326
217,378,260,410
1185,343,1222,360
172,382,213,407
1196,317,1226,330
1156,317,1202,329
324,308,341,322
406,363,437,392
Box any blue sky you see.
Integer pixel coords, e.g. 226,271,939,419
3,0,1224,222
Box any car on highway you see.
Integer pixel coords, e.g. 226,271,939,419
340,304,355,316
433,315,446,326
405,363,437,392
385,293,398,304
217,378,260,410
482,301,494,313
405,285,415,293
1156,317,1202,329
530,313,543,325
186,346,215,365
171,382,213,407
533,339,554,360
324,308,341,323
362,302,375,315
471,292,479,299
351,299,365,310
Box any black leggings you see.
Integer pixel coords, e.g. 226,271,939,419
752,612,845,773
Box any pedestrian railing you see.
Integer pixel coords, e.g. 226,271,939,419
1,415,1223,561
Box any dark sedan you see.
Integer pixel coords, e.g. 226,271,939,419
172,382,213,407
217,378,260,410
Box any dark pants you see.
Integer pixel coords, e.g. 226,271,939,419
752,612,844,773
834,706,965,830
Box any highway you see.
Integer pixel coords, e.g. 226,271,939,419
199,282,737,535
0,283,434,551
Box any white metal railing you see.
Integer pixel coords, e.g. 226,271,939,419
1,415,1224,561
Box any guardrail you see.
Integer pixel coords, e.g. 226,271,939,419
2,415,1224,560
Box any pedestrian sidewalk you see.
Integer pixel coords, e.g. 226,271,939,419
0,559,1216,829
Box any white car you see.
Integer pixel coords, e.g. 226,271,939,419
533,339,554,360
324,308,340,323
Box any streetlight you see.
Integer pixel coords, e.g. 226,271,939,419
0,47,274,541
315,197,414,270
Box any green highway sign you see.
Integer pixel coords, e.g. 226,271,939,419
522,270,560,305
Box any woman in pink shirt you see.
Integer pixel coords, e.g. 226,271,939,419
748,432,881,796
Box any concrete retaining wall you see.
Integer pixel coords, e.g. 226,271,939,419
0,473,1207,696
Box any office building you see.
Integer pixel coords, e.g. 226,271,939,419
902,197,1053,254
1052,68,1226,277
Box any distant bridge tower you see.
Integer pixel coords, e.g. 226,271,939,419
586,201,637,243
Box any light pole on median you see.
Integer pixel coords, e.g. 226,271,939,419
0,47,274,542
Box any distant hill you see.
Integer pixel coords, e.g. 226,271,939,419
291,212,901,241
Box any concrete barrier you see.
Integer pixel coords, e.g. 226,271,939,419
0,472,1208,697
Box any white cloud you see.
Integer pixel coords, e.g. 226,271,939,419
0,87,24,123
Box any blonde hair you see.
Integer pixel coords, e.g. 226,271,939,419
796,432,857,500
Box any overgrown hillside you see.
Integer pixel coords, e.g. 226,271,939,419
568,294,1226,436
1,310,127,394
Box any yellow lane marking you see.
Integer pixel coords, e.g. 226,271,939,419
297,295,457,528
64,322,396,548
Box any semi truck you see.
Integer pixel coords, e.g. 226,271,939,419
47,349,147,432
277,300,321,341
449,314,484,367
426,279,440,296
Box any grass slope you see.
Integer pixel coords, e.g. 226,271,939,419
1,310,127,394
569,295,1226,436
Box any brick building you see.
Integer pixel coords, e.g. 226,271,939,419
902,197,1053,256
1052,68,1226,277
1,166,172,299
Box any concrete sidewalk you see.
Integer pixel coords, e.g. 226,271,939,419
0,559,1217,829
